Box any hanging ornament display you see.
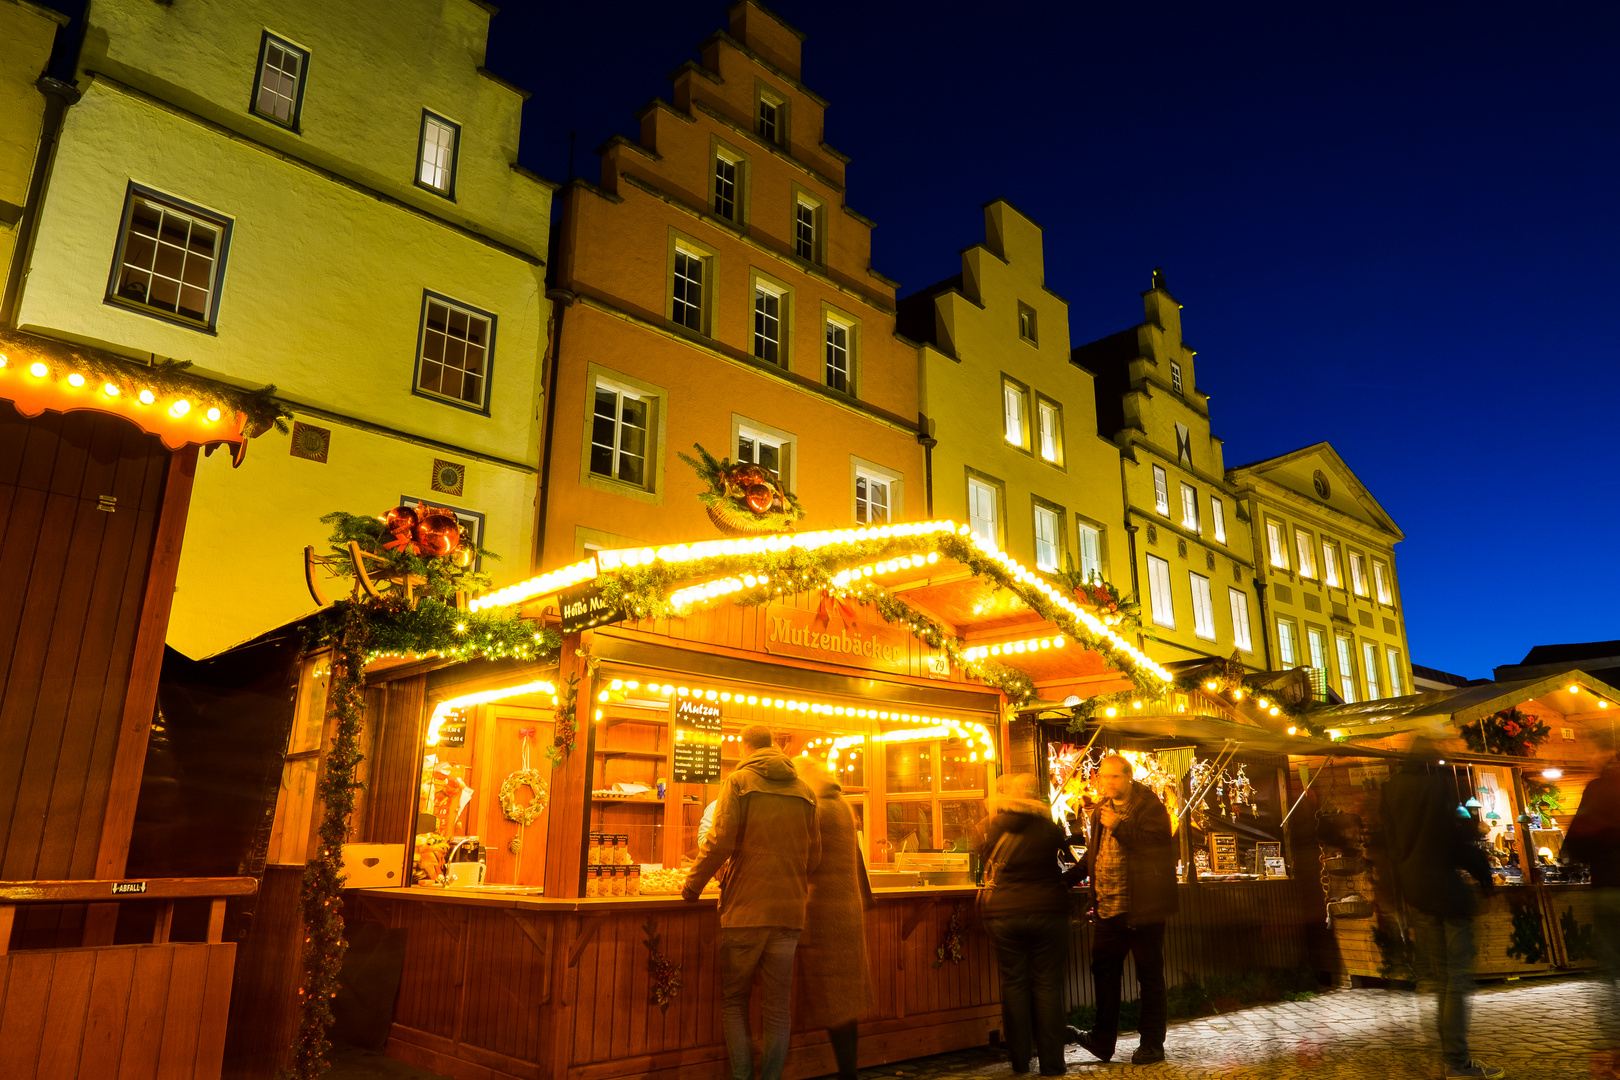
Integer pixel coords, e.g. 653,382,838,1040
678,443,805,535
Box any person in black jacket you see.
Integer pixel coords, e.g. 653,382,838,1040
1072,754,1178,1066
1563,751,1620,1061
1381,752,1501,1080
970,772,1083,1076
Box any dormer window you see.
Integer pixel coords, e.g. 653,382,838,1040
251,33,308,129
1170,360,1184,394
417,111,460,198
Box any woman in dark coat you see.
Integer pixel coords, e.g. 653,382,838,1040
971,772,1082,1076
796,761,876,1080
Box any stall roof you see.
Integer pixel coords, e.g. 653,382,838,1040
1312,670,1620,737
1088,712,1403,759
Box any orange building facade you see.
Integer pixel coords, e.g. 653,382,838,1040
541,2,925,567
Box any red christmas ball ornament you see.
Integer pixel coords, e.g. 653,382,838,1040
732,464,766,487
416,512,461,558
383,505,418,533
743,484,773,513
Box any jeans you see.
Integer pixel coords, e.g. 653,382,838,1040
1411,910,1476,1069
1593,889,1620,1050
983,912,1069,1074
720,927,800,1080
1091,915,1166,1056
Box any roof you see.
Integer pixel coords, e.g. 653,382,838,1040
1520,640,1620,665
1071,327,1140,439
1225,441,1403,540
1411,663,1474,688
1312,671,1620,737
894,273,963,348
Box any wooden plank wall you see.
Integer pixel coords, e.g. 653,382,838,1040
0,941,236,1079
220,867,303,1080
363,675,427,845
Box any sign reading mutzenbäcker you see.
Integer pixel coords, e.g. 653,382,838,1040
763,605,947,678
672,698,723,784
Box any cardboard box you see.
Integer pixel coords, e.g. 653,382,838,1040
343,843,406,888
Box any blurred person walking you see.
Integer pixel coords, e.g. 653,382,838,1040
1073,754,1178,1066
796,759,876,1080
1563,748,1620,1070
684,725,821,1080
1381,751,1501,1079
971,772,1083,1076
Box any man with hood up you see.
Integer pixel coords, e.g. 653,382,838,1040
684,724,820,1080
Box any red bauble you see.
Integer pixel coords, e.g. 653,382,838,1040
732,464,766,487
743,484,773,513
383,505,419,532
417,512,461,558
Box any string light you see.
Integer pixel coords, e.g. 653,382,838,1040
67,372,85,387
426,679,556,745
961,634,1066,662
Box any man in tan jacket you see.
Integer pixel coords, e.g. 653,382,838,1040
684,725,820,1080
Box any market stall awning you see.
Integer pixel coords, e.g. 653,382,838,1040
1084,711,1403,759
1313,671,1620,737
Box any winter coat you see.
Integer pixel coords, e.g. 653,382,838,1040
1082,779,1179,926
970,796,1083,918
795,775,876,1029
1563,760,1620,888
683,747,821,928
1380,764,1493,916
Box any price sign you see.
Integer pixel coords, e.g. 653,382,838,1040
439,715,467,748
672,698,722,784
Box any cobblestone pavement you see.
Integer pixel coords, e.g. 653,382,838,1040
857,976,1611,1080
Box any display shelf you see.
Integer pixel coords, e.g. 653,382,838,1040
593,749,668,760
590,796,665,805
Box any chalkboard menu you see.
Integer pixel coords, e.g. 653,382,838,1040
438,715,467,749
1208,832,1239,874
671,699,723,784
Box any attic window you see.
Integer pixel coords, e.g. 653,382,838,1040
1313,470,1331,499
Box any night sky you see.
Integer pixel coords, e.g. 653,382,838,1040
483,0,1620,680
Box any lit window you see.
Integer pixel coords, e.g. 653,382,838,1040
252,33,307,128
1307,627,1328,674
1170,360,1183,394
795,199,817,261
1210,497,1226,543
415,294,494,410
1266,520,1287,569
109,190,230,329
1385,647,1404,697
1372,560,1393,604
1349,552,1369,597
968,478,998,544
1180,483,1199,532
825,317,851,392
1077,523,1102,583
1362,641,1381,701
672,249,705,332
1034,505,1060,572
417,111,459,197
1190,573,1216,640
1335,633,1357,702
590,383,648,487
1322,542,1342,587
1037,400,1061,463
752,284,782,364
1002,383,1027,447
1229,588,1252,651
713,154,738,221
1277,619,1299,666
1294,529,1316,578
856,472,889,525
738,430,785,484
1153,465,1170,515
1147,555,1175,629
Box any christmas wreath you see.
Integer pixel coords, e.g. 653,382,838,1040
499,769,549,825
1459,707,1551,757
678,443,805,535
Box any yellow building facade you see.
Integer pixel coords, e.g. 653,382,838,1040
1071,273,1261,668
1227,443,1410,700
902,200,1128,593
0,0,67,299
14,0,553,657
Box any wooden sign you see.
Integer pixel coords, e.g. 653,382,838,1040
1208,832,1239,874
763,604,944,677
558,581,626,634
672,698,723,784
438,715,467,748
111,881,147,895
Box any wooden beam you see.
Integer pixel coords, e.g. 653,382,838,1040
152,902,174,943
0,903,13,954
0,876,258,903
567,914,602,968
206,898,227,944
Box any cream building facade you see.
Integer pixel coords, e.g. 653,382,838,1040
0,0,68,300
13,0,553,657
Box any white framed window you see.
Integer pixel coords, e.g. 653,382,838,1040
590,381,649,488
1335,633,1357,702
108,186,232,329
794,197,819,261
1036,398,1062,464
1277,618,1299,666
752,282,783,364
1229,588,1252,651
1152,465,1170,515
1180,483,1200,532
854,472,889,524
1266,520,1288,568
1373,560,1393,604
1170,360,1183,394
757,93,784,145
1322,541,1342,587
1210,497,1226,543
1307,627,1328,674
1147,555,1175,629
1294,529,1316,578
1033,504,1061,572
1385,647,1404,697
1362,641,1381,700
1077,523,1102,583
417,111,460,197
825,316,851,392
672,246,706,332
1190,573,1216,641
968,477,999,545
252,32,308,128
1349,552,1369,597
414,292,495,412
1002,382,1028,448
737,429,786,484
713,152,739,221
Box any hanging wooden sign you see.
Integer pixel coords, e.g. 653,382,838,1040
558,581,626,634
672,698,723,784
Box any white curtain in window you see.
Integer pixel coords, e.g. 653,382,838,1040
1147,555,1175,629
1190,573,1215,640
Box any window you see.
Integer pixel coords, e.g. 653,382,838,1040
590,382,649,487
1036,398,1062,464
968,477,999,544
756,93,784,145
1017,302,1038,344
1189,573,1216,640
414,293,494,411
417,111,460,197
794,198,818,261
1077,522,1102,583
671,247,706,332
251,33,307,128
1033,504,1061,572
1335,633,1357,702
1180,483,1200,532
1307,627,1328,674
1002,381,1029,448
855,472,889,525
1277,618,1299,666
1266,520,1287,568
1362,641,1381,701
825,316,851,392
1294,529,1316,578
1385,647,1404,697
1349,552,1369,597
1210,497,1226,543
737,430,785,483
713,153,739,221
1322,541,1342,587
1170,360,1183,394
1229,588,1253,651
107,188,232,329
1147,556,1175,629
1152,465,1170,515
752,283,782,364
1372,560,1393,604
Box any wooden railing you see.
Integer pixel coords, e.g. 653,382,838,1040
0,876,258,952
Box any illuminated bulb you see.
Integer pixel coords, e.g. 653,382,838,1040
1205,680,1218,691
1601,701,1611,709
0,354,6,366
1543,768,1563,780
1287,726,1298,735
103,383,120,397
1257,698,1269,708
611,679,623,690
1132,701,1142,709
1569,685,1580,694
137,389,154,404
169,399,190,417
1232,690,1243,701
1105,706,1117,717
67,373,85,387
206,407,220,422
455,623,466,632
29,362,47,378
1269,707,1280,716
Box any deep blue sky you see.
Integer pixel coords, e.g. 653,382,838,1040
485,0,1618,679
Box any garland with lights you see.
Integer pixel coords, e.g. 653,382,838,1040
545,674,579,767
1063,667,1327,738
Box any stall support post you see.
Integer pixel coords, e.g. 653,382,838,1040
544,633,594,898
